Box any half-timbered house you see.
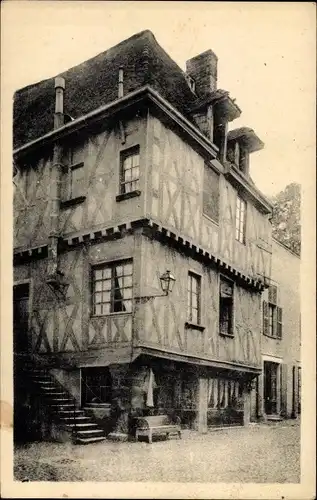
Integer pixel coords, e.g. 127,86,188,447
13,30,276,442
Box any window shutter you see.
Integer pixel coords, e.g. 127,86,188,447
269,285,277,305
263,301,269,335
277,307,283,339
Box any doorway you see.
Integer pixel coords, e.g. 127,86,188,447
13,282,30,354
264,361,279,415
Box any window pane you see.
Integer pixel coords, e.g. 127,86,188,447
123,156,132,170
123,288,132,299
102,279,111,291
116,266,123,276
95,281,102,292
124,168,132,181
192,308,198,324
132,154,140,167
124,275,133,288
94,304,102,315
102,291,111,303
102,303,110,315
124,299,132,312
124,182,132,193
95,292,102,304
103,268,111,279
95,270,103,280
124,263,133,276
131,166,139,180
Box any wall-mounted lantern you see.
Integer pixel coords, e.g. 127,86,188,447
135,269,176,304
159,270,176,295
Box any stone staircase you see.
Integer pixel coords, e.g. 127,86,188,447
24,366,106,444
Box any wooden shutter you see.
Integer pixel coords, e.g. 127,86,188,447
203,164,220,222
277,307,283,339
269,285,277,305
263,301,269,335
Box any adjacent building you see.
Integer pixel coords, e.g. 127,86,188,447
13,30,300,442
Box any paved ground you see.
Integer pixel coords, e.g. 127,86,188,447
14,420,300,483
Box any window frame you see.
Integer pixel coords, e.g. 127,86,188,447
235,195,247,244
187,271,202,326
119,145,141,197
61,143,86,206
219,275,235,337
91,259,133,317
263,285,283,339
81,367,112,406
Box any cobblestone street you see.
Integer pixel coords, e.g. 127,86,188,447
14,420,300,483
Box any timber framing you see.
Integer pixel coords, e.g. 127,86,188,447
14,217,266,291
13,86,271,214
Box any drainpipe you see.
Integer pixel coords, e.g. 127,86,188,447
47,77,65,278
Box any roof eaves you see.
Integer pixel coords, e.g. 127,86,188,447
13,85,219,161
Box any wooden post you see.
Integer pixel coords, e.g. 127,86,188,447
243,386,251,426
257,371,265,421
195,377,208,433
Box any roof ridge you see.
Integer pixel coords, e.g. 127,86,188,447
15,29,156,95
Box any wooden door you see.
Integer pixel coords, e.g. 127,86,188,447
264,362,278,415
13,283,30,354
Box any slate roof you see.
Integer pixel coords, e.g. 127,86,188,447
13,30,199,149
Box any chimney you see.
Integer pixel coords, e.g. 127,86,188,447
54,77,65,129
118,67,124,98
186,49,218,98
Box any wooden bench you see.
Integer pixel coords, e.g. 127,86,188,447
135,415,182,444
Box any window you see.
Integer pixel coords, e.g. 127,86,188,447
120,146,140,194
219,277,234,336
92,260,133,316
62,143,86,203
82,367,112,405
203,164,220,222
187,272,201,324
235,195,246,244
263,285,283,338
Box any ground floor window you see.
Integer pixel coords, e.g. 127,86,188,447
208,378,242,410
81,367,112,405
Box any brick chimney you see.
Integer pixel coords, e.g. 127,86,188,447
186,49,218,98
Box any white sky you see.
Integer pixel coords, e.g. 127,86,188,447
2,1,316,196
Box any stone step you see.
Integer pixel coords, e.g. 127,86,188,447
65,422,99,430
76,436,106,445
76,428,104,435
60,415,90,422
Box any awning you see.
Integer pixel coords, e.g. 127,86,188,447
138,346,261,376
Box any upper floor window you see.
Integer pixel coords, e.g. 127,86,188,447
92,260,133,316
62,142,86,203
263,285,283,339
203,164,220,223
187,272,201,324
219,277,234,336
120,146,140,195
235,195,246,244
